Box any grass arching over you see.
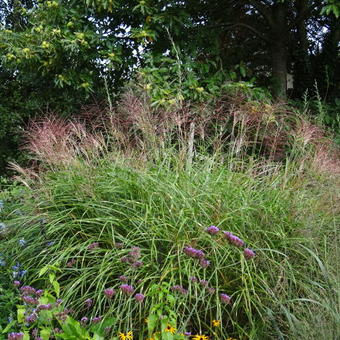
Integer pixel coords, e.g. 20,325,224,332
1,90,339,339
1,150,339,339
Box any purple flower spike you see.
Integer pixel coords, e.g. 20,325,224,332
199,279,209,287
119,275,128,282
244,248,256,259
120,284,134,295
184,332,192,336
199,258,210,268
189,276,198,283
129,246,141,259
88,242,99,250
183,246,205,259
206,225,219,235
22,296,39,305
13,280,21,287
25,313,37,323
91,316,102,324
80,317,88,324
223,231,245,247
208,287,216,294
171,285,188,295
20,285,36,295
104,288,116,299
220,293,232,304
134,293,145,302
8,332,24,340
38,304,52,310
85,298,93,307
35,289,44,297
132,261,143,268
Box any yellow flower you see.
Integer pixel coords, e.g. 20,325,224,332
212,319,221,327
118,331,133,340
118,333,127,340
164,324,176,334
192,335,209,340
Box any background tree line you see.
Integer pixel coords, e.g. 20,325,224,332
0,0,339,175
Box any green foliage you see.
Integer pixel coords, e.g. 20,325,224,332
322,0,340,17
0,141,339,338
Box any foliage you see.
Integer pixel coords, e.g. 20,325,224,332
0,94,339,338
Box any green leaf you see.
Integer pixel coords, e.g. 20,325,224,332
52,280,60,297
40,328,52,340
147,314,158,334
17,307,26,323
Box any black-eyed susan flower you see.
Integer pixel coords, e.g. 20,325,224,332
118,331,133,340
212,319,221,327
164,325,176,334
192,335,209,340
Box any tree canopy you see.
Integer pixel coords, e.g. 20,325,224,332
0,0,339,173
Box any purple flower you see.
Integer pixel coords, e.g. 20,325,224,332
91,316,102,324
85,298,93,307
35,290,44,297
120,256,131,263
129,246,141,259
14,280,21,287
183,246,205,259
80,317,88,324
25,313,37,323
119,275,128,282
22,296,39,305
38,304,52,310
207,287,216,294
220,293,232,304
189,276,198,283
104,288,116,299
171,285,188,295
244,248,256,259
87,242,99,250
199,280,209,287
199,258,210,268
223,231,245,247
120,284,134,295
20,286,36,295
134,293,145,302
206,225,220,235
8,333,24,340
56,299,63,305
132,261,143,268
184,332,192,336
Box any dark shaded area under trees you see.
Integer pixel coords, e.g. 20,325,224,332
0,0,339,175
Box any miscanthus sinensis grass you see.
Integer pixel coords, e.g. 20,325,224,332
1,148,339,339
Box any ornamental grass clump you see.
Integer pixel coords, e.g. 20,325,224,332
1,94,339,338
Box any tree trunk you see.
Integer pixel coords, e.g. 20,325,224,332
294,0,313,97
270,3,288,101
